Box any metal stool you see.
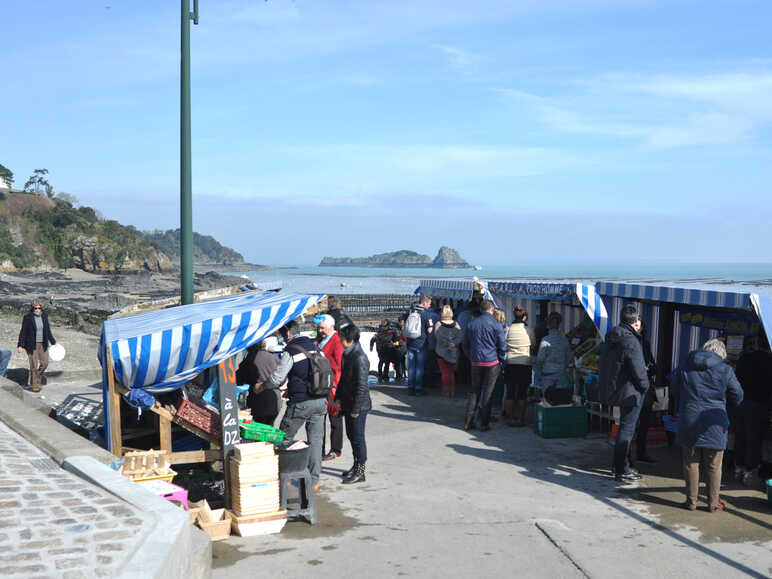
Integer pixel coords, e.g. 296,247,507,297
279,469,317,525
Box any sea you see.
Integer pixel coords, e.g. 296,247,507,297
235,262,772,297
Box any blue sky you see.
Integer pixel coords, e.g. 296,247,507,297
2,1,772,266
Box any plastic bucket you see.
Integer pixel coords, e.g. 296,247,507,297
276,443,310,474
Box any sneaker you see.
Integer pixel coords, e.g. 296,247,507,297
322,451,341,462
615,471,642,482
710,502,726,512
682,500,697,511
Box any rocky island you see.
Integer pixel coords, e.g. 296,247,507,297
320,246,472,269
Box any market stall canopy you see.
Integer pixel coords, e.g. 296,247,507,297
487,282,610,337
597,282,772,362
99,290,324,394
414,279,494,303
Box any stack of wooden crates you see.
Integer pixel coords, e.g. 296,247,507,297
228,442,287,536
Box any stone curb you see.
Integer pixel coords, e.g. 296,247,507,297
0,378,212,578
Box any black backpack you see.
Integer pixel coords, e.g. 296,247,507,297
289,345,334,397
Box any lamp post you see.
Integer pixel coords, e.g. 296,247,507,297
180,0,199,304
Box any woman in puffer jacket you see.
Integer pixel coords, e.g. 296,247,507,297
434,305,462,398
336,324,372,484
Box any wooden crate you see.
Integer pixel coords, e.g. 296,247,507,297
175,398,221,436
228,509,287,537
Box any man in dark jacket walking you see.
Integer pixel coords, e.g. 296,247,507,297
462,300,507,432
259,320,328,488
598,304,650,482
17,300,56,392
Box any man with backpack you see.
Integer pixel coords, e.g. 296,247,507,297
404,294,434,396
258,319,332,489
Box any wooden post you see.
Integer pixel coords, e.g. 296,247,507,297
217,356,240,510
159,415,172,452
106,356,123,457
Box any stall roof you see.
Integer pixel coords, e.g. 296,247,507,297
414,279,492,302
595,282,751,309
100,290,323,393
598,282,772,349
487,281,610,337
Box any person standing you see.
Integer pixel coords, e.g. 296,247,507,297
17,300,56,392
671,339,743,511
534,312,572,393
259,320,328,489
404,294,433,396
732,335,770,486
598,304,650,482
634,317,659,464
434,305,462,398
241,336,282,426
504,305,534,427
462,300,507,432
316,315,345,462
327,296,353,331
336,324,372,484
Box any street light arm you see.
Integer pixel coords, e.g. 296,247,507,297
191,0,199,25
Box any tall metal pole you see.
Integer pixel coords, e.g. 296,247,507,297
180,0,198,305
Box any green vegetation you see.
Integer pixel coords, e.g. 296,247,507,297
0,164,13,188
144,229,244,264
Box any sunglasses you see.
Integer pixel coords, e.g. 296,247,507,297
33,306,42,310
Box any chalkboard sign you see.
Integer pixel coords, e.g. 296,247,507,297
217,356,239,509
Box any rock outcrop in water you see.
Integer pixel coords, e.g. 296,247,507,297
432,246,471,269
320,247,472,268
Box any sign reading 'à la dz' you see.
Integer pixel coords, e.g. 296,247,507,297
217,357,240,509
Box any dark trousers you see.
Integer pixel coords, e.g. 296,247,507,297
27,343,48,388
465,364,501,428
344,411,368,464
323,410,344,455
635,393,655,458
614,401,643,474
734,401,769,470
505,364,531,401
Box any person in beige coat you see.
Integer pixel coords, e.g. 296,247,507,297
504,305,534,426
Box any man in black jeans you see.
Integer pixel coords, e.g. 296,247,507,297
599,304,650,482
462,300,507,432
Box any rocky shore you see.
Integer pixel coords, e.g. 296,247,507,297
0,269,247,335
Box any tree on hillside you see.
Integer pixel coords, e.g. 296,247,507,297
23,168,52,196
0,163,13,188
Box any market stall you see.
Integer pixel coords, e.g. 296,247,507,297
596,282,772,460
486,282,611,437
98,289,324,532
413,278,494,306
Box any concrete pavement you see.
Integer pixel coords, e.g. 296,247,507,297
212,385,772,579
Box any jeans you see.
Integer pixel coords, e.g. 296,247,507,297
0,349,11,377
279,397,328,483
465,364,501,428
614,402,643,474
407,347,426,391
344,411,368,464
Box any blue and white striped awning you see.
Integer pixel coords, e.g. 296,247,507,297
595,282,751,310
750,294,772,350
99,291,323,393
414,279,491,302
487,281,610,337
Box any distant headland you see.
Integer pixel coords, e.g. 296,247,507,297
320,246,472,269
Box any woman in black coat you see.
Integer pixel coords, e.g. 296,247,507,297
336,324,372,484
17,300,56,392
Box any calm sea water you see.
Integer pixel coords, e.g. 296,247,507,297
237,262,772,297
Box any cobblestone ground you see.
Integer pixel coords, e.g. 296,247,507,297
0,421,153,578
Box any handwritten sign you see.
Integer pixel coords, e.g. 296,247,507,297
217,356,239,509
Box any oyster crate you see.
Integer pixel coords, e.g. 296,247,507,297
175,398,221,436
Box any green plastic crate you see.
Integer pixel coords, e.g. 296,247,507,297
534,402,588,439
239,419,285,443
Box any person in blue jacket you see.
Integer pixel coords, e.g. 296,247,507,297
462,300,507,431
671,338,743,512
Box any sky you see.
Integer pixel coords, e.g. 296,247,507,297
2,0,772,266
